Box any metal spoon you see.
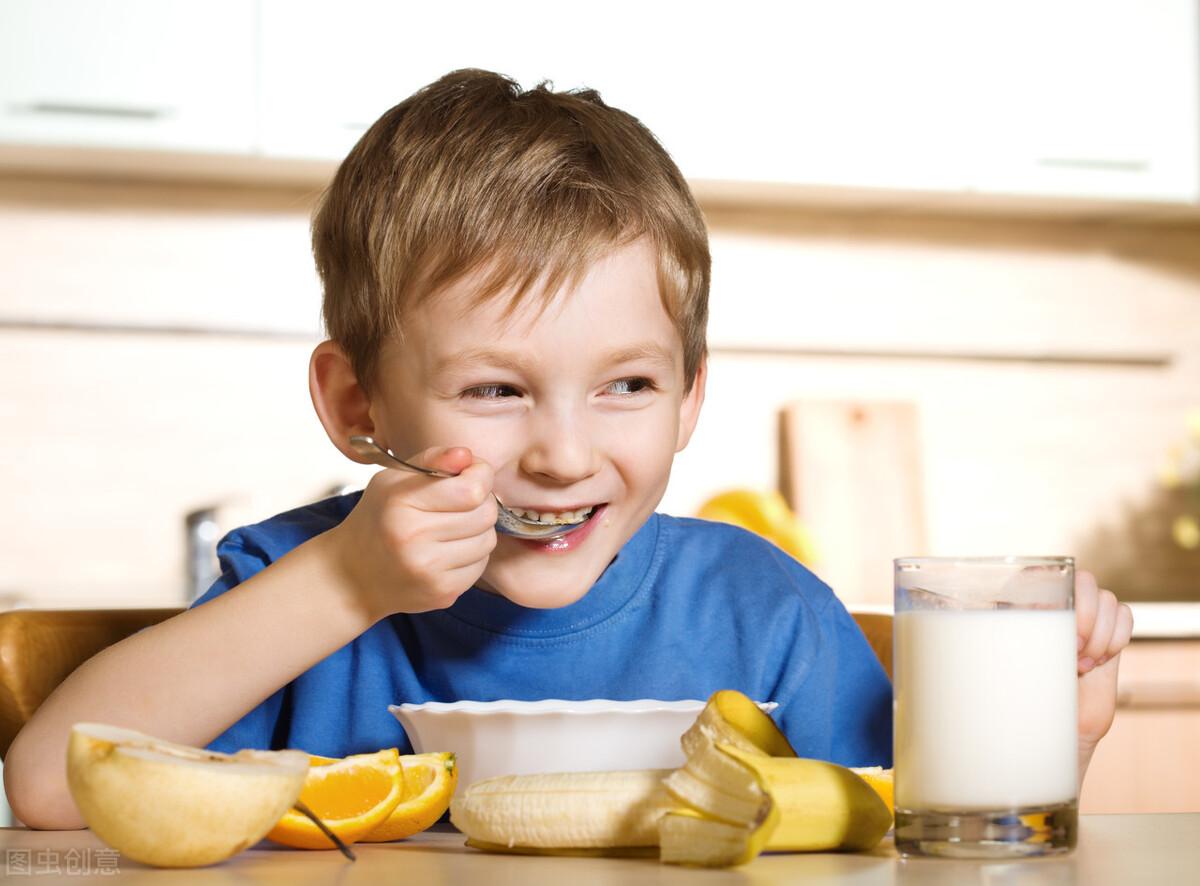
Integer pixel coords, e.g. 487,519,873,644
348,435,589,540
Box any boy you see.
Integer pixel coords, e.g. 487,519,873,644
5,70,1132,829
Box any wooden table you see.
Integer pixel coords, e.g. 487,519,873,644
2,816,1196,884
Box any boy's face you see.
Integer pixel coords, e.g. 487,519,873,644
367,239,705,608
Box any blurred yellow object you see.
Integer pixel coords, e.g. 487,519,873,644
1158,464,1183,490
1173,515,1200,550
696,490,817,566
1186,408,1200,440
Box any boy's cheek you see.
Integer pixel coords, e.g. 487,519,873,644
382,412,510,466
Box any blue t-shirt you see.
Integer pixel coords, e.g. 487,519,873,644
192,494,892,768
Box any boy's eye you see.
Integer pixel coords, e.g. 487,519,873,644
606,377,654,395
462,384,521,399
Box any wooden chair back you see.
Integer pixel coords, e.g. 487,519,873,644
0,607,182,758
849,610,893,683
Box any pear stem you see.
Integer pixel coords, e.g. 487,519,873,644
293,800,357,861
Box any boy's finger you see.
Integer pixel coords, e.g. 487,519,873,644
1075,570,1099,651
422,497,499,540
441,559,493,597
438,530,499,570
408,445,475,476
1082,589,1117,667
1103,603,1134,662
406,460,495,513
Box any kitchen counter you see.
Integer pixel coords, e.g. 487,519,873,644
850,602,1200,638
2,816,1195,884
1126,602,1200,638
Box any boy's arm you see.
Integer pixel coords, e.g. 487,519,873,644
5,445,498,829
3,530,371,830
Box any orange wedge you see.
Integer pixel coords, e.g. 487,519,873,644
361,752,458,842
266,749,405,850
851,766,894,815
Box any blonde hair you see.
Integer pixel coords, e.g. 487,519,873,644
312,69,710,392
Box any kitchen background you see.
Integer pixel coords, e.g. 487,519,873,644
1,0,1197,819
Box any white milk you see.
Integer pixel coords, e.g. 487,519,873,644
894,608,1078,810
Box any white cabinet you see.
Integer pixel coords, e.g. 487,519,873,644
2,0,1198,207
668,0,1199,203
258,0,1198,204
964,0,1200,203
257,0,673,163
0,0,257,154
256,2,976,193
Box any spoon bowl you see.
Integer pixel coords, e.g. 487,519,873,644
347,436,589,540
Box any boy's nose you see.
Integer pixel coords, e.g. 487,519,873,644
518,409,597,485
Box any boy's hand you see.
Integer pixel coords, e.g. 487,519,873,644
1076,569,1134,777
330,446,498,621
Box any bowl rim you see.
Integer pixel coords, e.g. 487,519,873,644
388,698,778,715
389,698,707,716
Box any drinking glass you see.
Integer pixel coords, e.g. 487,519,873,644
893,556,1078,858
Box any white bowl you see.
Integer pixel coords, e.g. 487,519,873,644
389,698,776,790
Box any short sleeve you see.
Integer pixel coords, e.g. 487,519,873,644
770,590,893,769
826,602,893,767
187,530,291,752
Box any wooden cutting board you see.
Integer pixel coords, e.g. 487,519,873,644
779,400,928,606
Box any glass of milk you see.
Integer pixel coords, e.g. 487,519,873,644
893,556,1078,858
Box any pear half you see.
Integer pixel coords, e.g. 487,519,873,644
67,723,309,868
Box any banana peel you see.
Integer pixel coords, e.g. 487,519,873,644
659,805,776,867
684,688,798,759
661,691,892,867
724,745,892,853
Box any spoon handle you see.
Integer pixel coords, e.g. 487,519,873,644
348,435,580,540
348,436,457,479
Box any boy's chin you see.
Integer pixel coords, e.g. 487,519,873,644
477,575,593,610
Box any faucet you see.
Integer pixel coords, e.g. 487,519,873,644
184,507,222,603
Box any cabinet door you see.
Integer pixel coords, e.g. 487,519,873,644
1080,641,1200,813
259,0,664,163
965,0,1200,203
257,0,974,192
0,0,257,154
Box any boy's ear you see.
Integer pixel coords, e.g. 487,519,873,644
675,355,708,452
309,340,376,462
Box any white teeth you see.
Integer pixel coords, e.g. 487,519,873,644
511,506,595,525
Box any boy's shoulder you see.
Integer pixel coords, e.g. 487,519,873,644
220,492,362,562
655,514,836,610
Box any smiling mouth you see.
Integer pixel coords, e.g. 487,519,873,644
507,505,601,526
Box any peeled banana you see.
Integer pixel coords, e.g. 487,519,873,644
449,769,674,851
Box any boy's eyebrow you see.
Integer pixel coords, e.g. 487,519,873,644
433,342,677,375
